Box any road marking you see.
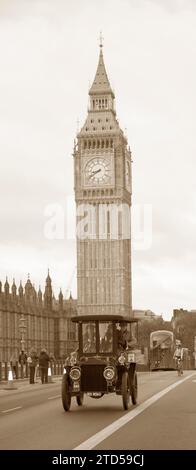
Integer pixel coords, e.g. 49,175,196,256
74,372,196,450
1,406,22,414
47,395,61,400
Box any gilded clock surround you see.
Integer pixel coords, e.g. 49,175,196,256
82,153,114,188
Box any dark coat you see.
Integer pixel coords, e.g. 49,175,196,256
29,351,38,367
117,329,128,350
19,351,27,364
39,351,50,368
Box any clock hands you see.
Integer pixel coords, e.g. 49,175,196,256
89,168,101,179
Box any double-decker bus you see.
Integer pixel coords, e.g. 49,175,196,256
149,330,175,371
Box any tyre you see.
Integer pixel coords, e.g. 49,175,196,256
130,371,138,405
62,374,71,411
121,371,130,410
76,393,84,406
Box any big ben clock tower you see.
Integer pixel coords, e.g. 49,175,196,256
74,40,132,317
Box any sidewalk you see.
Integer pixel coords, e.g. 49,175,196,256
0,376,62,391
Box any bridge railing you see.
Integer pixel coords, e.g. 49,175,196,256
0,361,64,382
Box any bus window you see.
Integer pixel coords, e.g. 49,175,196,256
149,330,175,371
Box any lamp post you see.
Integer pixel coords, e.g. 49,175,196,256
19,314,27,351
19,314,27,378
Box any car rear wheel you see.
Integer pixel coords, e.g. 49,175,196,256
76,393,84,406
130,371,138,405
122,371,130,410
62,374,71,411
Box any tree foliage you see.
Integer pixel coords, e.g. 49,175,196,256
174,312,196,353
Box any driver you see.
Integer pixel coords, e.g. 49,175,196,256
116,322,129,350
116,322,137,350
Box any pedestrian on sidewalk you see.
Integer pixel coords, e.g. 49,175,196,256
10,353,18,379
49,352,56,376
27,348,38,384
18,350,27,378
39,348,50,384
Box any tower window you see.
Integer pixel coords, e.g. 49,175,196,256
93,141,95,148
110,139,113,148
105,99,108,108
101,140,105,148
97,140,100,148
102,126,105,130
84,141,87,149
110,126,112,130
106,140,109,148
86,127,88,131
91,119,93,123
93,100,95,109
88,141,91,149
93,127,96,131
106,118,108,122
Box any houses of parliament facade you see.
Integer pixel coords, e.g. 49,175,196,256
0,273,77,361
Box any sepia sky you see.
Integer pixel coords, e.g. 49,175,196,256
0,0,196,320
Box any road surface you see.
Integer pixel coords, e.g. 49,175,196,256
0,371,195,450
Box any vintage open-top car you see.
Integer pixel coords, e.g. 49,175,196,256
62,314,138,411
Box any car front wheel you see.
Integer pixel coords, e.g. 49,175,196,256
76,393,84,406
62,374,71,411
130,371,138,405
121,371,130,410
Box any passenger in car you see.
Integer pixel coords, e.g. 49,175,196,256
83,324,96,353
100,324,113,352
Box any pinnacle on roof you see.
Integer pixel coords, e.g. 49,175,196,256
89,44,114,97
25,275,32,290
12,278,17,295
46,268,52,284
4,277,9,294
59,288,63,300
19,281,24,296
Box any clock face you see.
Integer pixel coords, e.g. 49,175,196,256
125,160,131,189
84,157,111,186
